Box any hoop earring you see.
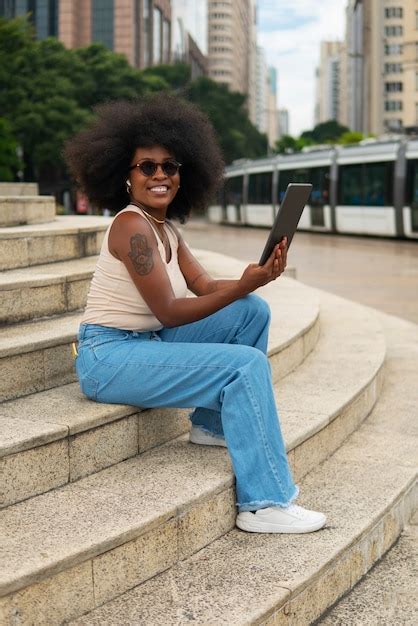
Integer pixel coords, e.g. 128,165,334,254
126,179,131,194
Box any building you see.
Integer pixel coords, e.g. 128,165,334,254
315,40,345,125
266,66,278,147
207,0,256,117
255,45,268,133
171,0,208,79
0,0,59,37
1,0,172,70
278,108,289,137
343,0,418,136
344,0,364,131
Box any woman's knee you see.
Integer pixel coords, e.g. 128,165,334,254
231,344,270,371
244,293,271,323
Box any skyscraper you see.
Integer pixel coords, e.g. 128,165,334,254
207,0,256,119
171,0,208,78
0,0,172,70
343,0,418,136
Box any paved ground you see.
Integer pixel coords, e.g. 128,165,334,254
183,221,418,325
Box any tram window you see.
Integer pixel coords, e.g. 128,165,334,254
224,175,244,205
406,160,418,231
339,162,393,206
364,163,393,205
278,168,309,202
339,164,363,205
309,167,330,207
248,172,273,204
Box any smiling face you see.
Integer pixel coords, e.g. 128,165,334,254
128,145,180,214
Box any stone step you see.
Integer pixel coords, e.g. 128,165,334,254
318,511,418,625
0,312,80,402
0,281,322,507
66,314,417,626
0,292,388,625
0,196,56,227
0,257,96,325
0,215,110,271
0,276,319,403
0,183,39,196
0,253,294,326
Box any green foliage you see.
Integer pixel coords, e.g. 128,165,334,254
0,16,267,183
142,62,191,90
0,117,22,181
338,131,365,145
301,120,350,144
0,19,89,177
274,135,314,154
186,77,267,163
72,44,150,108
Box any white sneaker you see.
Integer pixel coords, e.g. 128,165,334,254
189,425,227,447
236,503,326,534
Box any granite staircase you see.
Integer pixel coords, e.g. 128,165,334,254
0,188,416,625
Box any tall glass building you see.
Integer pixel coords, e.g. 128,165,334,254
0,0,171,69
0,0,59,38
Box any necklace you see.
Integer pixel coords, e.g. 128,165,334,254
131,201,166,224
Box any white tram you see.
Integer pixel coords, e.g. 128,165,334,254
208,139,418,239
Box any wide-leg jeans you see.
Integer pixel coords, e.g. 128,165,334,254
76,294,298,511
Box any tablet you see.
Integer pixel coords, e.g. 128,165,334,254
259,183,312,265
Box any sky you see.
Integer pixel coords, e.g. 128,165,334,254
257,0,347,136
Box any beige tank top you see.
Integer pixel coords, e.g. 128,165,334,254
81,204,188,331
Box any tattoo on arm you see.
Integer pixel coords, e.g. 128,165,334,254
128,234,154,275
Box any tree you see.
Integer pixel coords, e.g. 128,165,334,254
186,77,267,163
0,18,89,180
142,62,191,91
338,131,364,145
301,120,349,144
72,43,152,109
0,15,267,186
0,118,22,181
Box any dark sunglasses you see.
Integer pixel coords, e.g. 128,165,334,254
129,159,182,177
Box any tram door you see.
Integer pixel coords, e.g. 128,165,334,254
225,175,244,224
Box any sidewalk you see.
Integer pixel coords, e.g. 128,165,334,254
183,219,418,325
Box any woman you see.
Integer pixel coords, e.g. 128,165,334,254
65,94,325,534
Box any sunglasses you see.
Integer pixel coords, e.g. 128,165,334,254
129,159,182,177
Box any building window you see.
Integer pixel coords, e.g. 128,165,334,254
384,119,402,131
385,81,403,93
384,100,403,111
162,18,170,64
385,7,403,18
143,0,151,66
153,7,162,64
385,62,402,74
385,43,403,55
91,0,114,50
0,0,15,18
384,25,403,37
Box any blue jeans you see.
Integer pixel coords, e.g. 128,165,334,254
76,294,298,511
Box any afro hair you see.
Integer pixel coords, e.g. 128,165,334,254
64,92,225,221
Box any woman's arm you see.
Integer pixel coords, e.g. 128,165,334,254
109,213,286,328
176,229,288,296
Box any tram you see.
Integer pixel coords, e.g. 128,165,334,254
208,138,418,239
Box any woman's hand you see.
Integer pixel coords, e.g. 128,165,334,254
238,238,288,294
